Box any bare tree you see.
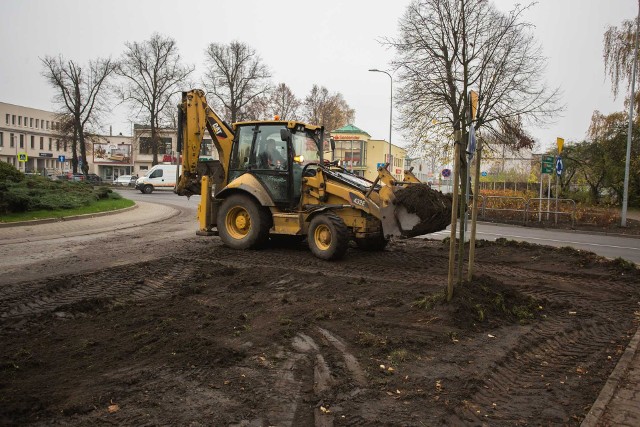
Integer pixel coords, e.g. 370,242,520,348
41,55,116,175
203,41,272,123
268,83,301,120
117,33,194,165
388,0,560,177
303,85,355,131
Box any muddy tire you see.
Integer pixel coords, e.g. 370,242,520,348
217,194,271,250
307,212,349,260
355,233,389,251
142,185,153,194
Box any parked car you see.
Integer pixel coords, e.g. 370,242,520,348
113,175,132,186
128,175,138,187
86,173,102,183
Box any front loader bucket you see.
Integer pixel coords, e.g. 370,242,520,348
381,183,453,238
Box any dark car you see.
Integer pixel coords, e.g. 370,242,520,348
86,173,102,183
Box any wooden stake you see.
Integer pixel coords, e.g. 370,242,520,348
467,140,482,281
447,132,462,302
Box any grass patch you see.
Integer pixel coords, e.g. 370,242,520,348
0,196,134,223
413,290,446,311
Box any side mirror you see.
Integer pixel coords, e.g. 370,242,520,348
280,128,292,142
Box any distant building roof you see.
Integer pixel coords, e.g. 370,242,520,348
330,124,371,137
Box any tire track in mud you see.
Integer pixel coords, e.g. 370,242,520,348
448,316,621,425
479,263,633,314
259,327,370,427
0,264,195,320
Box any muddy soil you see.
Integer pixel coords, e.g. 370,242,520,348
1,237,639,426
394,184,453,236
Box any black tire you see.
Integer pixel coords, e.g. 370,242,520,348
217,194,271,250
142,185,153,194
307,212,349,260
355,232,389,251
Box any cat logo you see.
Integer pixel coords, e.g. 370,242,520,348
349,192,368,209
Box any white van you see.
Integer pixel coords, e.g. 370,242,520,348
135,164,181,194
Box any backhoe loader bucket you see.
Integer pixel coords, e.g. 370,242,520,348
381,183,453,238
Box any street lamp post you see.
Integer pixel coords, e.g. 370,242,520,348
368,69,393,169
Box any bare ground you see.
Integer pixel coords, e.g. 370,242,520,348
1,237,639,426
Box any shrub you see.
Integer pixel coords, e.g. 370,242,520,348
0,162,24,182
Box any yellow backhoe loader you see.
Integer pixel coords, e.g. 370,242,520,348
175,89,451,260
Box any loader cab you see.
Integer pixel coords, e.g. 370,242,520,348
228,121,323,208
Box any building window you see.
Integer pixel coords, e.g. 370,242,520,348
20,134,24,148
12,115,16,125
0,132,3,147
40,137,44,150
30,135,35,149
5,114,9,124
36,119,39,128
30,118,33,127
139,136,172,154
18,116,22,126
46,120,50,130
63,141,67,151
56,140,60,151
10,133,14,148
49,138,52,150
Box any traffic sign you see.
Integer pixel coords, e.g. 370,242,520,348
442,168,451,178
376,162,386,169
58,155,66,162
17,152,28,162
541,155,554,174
556,156,563,176
481,171,488,177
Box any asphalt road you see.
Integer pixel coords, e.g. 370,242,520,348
119,189,640,264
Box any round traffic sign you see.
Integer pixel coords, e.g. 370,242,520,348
441,168,451,178
481,171,488,177
556,156,563,176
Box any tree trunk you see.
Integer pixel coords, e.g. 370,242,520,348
151,112,158,166
78,124,89,175
71,125,79,174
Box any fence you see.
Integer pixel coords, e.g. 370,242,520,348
468,195,576,227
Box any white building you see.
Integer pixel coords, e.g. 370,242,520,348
0,102,69,173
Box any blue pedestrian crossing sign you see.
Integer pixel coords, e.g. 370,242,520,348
556,156,563,176
17,152,28,162
58,155,66,162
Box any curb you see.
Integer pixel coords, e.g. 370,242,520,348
0,204,138,228
581,320,640,426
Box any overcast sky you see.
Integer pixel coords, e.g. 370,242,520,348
0,0,637,153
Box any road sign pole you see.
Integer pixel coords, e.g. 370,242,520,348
539,155,543,222
547,175,551,220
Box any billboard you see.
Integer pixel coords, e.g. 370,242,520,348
93,143,132,164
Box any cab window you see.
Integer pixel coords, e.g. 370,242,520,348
231,126,254,170
149,169,163,178
255,125,288,170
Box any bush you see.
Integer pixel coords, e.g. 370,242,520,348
0,179,101,214
0,162,24,182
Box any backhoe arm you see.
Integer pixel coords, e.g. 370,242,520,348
175,89,234,196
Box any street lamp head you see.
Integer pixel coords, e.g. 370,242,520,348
368,68,380,72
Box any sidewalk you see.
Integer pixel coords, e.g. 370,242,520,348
0,201,179,245
582,322,640,426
